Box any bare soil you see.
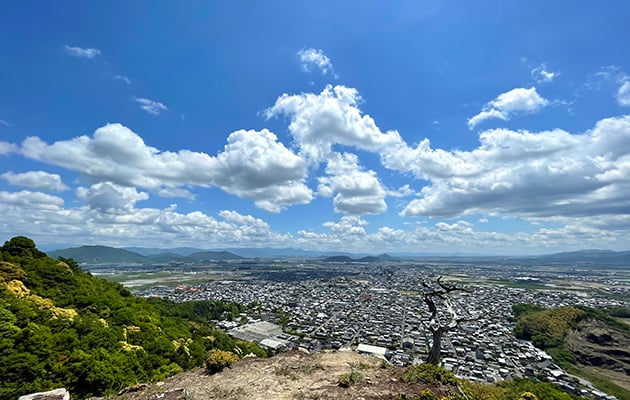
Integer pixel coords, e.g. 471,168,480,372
102,350,454,400
566,318,630,392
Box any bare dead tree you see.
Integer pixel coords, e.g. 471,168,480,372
421,276,471,365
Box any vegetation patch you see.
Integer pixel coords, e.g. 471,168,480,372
401,363,458,386
0,236,264,400
337,370,363,387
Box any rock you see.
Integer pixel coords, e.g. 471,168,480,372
148,388,188,400
118,383,148,395
586,329,613,344
18,388,70,400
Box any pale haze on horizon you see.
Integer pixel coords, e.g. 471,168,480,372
1,1,630,255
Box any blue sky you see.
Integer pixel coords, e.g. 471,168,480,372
1,1,630,254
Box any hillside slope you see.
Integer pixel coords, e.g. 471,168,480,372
0,236,263,400
514,304,630,399
92,350,580,400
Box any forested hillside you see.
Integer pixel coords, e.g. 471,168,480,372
0,236,264,400
513,303,630,399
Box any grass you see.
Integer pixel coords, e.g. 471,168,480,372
338,370,364,387
562,363,630,400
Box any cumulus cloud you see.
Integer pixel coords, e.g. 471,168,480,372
77,182,149,212
0,141,17,154
0,188,294,248
297,48,335,76
318,152,387,215
467,87,549,129
64,45,101,58
19,123,312,212
387,184,415,198
531,63,559,83
401,116,630,219
135,97,168,115
1,171,69,192
266,85,402,162
0,190,64,210
322,215,368,236
210,129,313,212
617,80,630,106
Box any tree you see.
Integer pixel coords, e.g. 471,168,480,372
420,276,471,365
2,236,46,258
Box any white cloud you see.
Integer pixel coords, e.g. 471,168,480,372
19,123,313,212
467,109,508,128
157,187,195,199
1,171,69,192
0,190,64,210
114,75,132,84
0,119,10,127
318,152,387,215
64,45,101,59
210,129,313,212
0,188,296,249
297,48,335,76
266,85,402,163
401,115,630,219
467,87,549,129
322,215,368,236
0,141,17,154
435,220,473,232
135,97,168,115
387,184,415,198
77,182,149,212
617,80,630,106
531,63,559,83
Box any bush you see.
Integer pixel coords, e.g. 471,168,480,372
402,363,457,386
205,349,239,373
337,370,363,387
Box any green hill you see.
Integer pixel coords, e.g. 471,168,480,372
187,250,243,261
48,245,148,264
48,246,244,264
0,236,264,400
513,303,630,399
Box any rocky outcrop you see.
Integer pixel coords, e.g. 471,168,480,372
18,388,70,400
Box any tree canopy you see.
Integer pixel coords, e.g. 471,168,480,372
0,236,264,400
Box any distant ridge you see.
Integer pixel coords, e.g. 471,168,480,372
532,249,630,266
322,254,398,263
50,245,630,266
48,245,147,264
48,245,242,264
188,250,243,261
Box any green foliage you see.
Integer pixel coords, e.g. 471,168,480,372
337,370,363,387
2,236,46,258
605,305,630,318
402,363,458,386
204,349,239,373
511,303,546,320
460,381,505,400
495,378,579,400
513,306,584,348
575,305,630,333
513,304,630,400
0,236,262,400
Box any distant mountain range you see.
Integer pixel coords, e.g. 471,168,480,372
322,254,396,263
48,245,243,264
46,245,630,267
